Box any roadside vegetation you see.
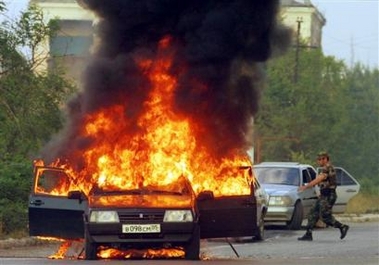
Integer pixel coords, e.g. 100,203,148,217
0,2,378,238
0,2,75,238
255,40,379,214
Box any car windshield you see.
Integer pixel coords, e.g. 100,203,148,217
254,167,300,186
90,176,192,196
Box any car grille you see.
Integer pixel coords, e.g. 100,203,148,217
118,211,165,222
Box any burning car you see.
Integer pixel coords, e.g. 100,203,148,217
25,0,292,258
81,175,199,260
29,164,267,260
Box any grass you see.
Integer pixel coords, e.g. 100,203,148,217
346,193,379,214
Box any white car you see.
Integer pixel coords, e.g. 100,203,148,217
253,162,318,230
253,162,360,230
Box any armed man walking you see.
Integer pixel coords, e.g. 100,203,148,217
297,151,349,241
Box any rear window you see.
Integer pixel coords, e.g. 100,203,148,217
336,168,356,186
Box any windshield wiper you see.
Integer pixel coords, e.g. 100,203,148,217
148,190,183,195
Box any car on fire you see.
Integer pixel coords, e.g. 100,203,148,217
253,162,360,230
29,165,267,260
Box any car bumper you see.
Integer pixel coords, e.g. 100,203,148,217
86,222,196,245
264,206,294,221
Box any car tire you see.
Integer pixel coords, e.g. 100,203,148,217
287,201,303,230
185,225,200,260
254,213,265,241
84,229,98,260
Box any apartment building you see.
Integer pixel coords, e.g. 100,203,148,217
30,0,95,85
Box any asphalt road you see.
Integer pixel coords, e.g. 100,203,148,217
0,220,378,265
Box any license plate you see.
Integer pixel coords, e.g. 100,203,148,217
122,224,161,233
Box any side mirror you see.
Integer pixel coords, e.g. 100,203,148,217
68,190,86,203
197,190,214,201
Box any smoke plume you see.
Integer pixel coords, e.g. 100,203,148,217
41,0,291,165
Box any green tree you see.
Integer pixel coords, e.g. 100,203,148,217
0,2,75,235
255,44,379,194
333,65,379,189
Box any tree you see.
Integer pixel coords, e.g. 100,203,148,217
255,44,379,193
0,2,75,235
333,65,379,188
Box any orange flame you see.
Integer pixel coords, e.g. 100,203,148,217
38,36,253,198
98,246,185,259
48,240,72,259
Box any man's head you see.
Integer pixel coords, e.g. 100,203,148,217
317,151,329,166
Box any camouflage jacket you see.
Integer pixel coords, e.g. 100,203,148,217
319,163,337,190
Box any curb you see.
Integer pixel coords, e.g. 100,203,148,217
334,213,379,223
0,237,57,249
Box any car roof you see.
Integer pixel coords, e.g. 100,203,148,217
253,162,312,168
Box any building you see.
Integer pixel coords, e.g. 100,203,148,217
30,0,95,86
280,0,326,48
30,0,326,86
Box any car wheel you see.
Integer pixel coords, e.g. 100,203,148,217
185,225,200,260
254,213,265,241
85,229,98,260
287,201,303,230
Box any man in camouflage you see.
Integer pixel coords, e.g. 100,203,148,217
297,152,349,241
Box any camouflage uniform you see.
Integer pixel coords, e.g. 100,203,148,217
306,163,340,229
298,156,349,241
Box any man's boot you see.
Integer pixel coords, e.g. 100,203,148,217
298,230,313,241
339,224,349,239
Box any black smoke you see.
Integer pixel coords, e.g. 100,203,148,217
41,0,291,164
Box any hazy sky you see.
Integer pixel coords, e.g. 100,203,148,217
312,0,378,69
2,0,379,69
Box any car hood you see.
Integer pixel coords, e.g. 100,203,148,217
261,184,298,196
89,194,194,209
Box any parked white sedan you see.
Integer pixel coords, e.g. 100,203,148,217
253,162,360,230
253,162,318,230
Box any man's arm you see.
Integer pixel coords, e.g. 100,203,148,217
298,173,326,192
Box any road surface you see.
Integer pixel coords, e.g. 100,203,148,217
0,221,378,265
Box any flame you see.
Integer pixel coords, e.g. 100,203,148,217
98,246,185,259
37,236,66,242
37,36,253,197
48,241,72,259
35,238,84,259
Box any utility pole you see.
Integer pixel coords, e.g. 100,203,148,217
350,35,355,68
294,17,303,83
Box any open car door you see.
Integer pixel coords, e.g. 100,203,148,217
333,167,360,213
197,193,257,239
196,166,258,239
317,166,360,213
28,166,86,239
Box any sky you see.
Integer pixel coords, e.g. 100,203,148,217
2,0,379,69
312,0,378,69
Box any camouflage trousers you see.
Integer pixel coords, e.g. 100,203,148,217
305,192,342,231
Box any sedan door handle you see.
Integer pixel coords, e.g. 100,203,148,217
346,189,357,192
30,199,44,206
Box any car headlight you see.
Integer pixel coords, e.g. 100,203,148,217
163,210,193,222
269,196,293,206
89,210,119,223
